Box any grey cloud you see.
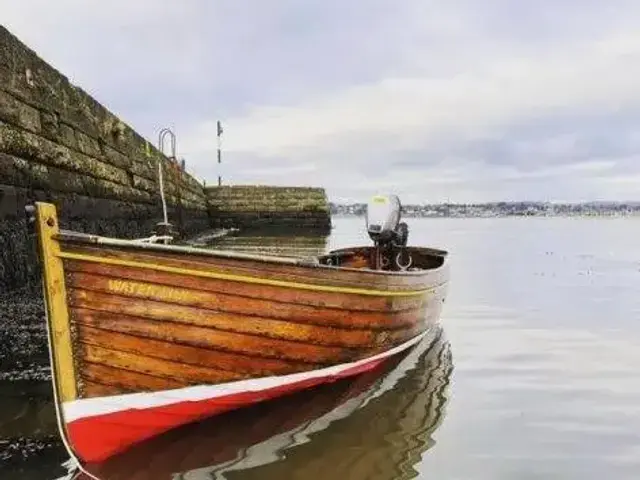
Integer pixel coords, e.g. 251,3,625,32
2,0,640,202
476,112,640,170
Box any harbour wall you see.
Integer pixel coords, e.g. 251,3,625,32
206,185,332,232
0,24,209,291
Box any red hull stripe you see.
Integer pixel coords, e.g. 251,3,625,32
63,333,426,463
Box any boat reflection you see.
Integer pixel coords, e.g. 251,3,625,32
70,326,453,480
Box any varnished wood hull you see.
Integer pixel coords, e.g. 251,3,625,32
32,202,450,465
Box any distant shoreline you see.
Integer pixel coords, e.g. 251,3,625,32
329,202,640,218
331,212,640,218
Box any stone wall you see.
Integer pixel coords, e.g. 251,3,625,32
0,25,209,291
206,186,332,232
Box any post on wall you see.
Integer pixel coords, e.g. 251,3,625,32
217,120,223,186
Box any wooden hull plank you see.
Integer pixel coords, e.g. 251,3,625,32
72,309,359,365
76,322,309,376
64,259,430,313
81,362,184,395
67,275,427,331
82,380,131,398
80,344,246,385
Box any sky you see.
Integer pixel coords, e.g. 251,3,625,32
2,0,640,204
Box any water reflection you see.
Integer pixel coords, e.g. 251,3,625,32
70,327,452,480
204,228,330,258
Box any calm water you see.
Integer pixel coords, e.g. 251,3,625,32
330,216,640,480
6,216,640,480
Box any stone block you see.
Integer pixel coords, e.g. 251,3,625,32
0,183,18,219
75,130,101,157
0,122,131,186
0,89,40,133
81,175,152,204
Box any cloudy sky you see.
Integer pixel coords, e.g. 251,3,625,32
2,1,640,203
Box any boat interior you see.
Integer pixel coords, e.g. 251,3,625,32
318,246,447,272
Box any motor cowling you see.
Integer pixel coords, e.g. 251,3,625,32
366,194,409,247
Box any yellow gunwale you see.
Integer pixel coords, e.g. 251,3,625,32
57,251,442,297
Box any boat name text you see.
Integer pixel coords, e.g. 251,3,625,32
107,279,193,302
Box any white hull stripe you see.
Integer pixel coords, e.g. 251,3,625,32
63,332,427,423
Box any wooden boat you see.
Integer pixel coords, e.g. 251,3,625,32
30,194,449,466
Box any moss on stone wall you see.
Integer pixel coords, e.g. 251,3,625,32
205,185,331,231
0,25,210,290
0,25,208,214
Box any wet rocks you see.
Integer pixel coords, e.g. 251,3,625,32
0,288,49,380
0,288,65,475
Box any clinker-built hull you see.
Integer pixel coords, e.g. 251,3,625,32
32,201,449,464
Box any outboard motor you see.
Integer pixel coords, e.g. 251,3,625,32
366,194,411,270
